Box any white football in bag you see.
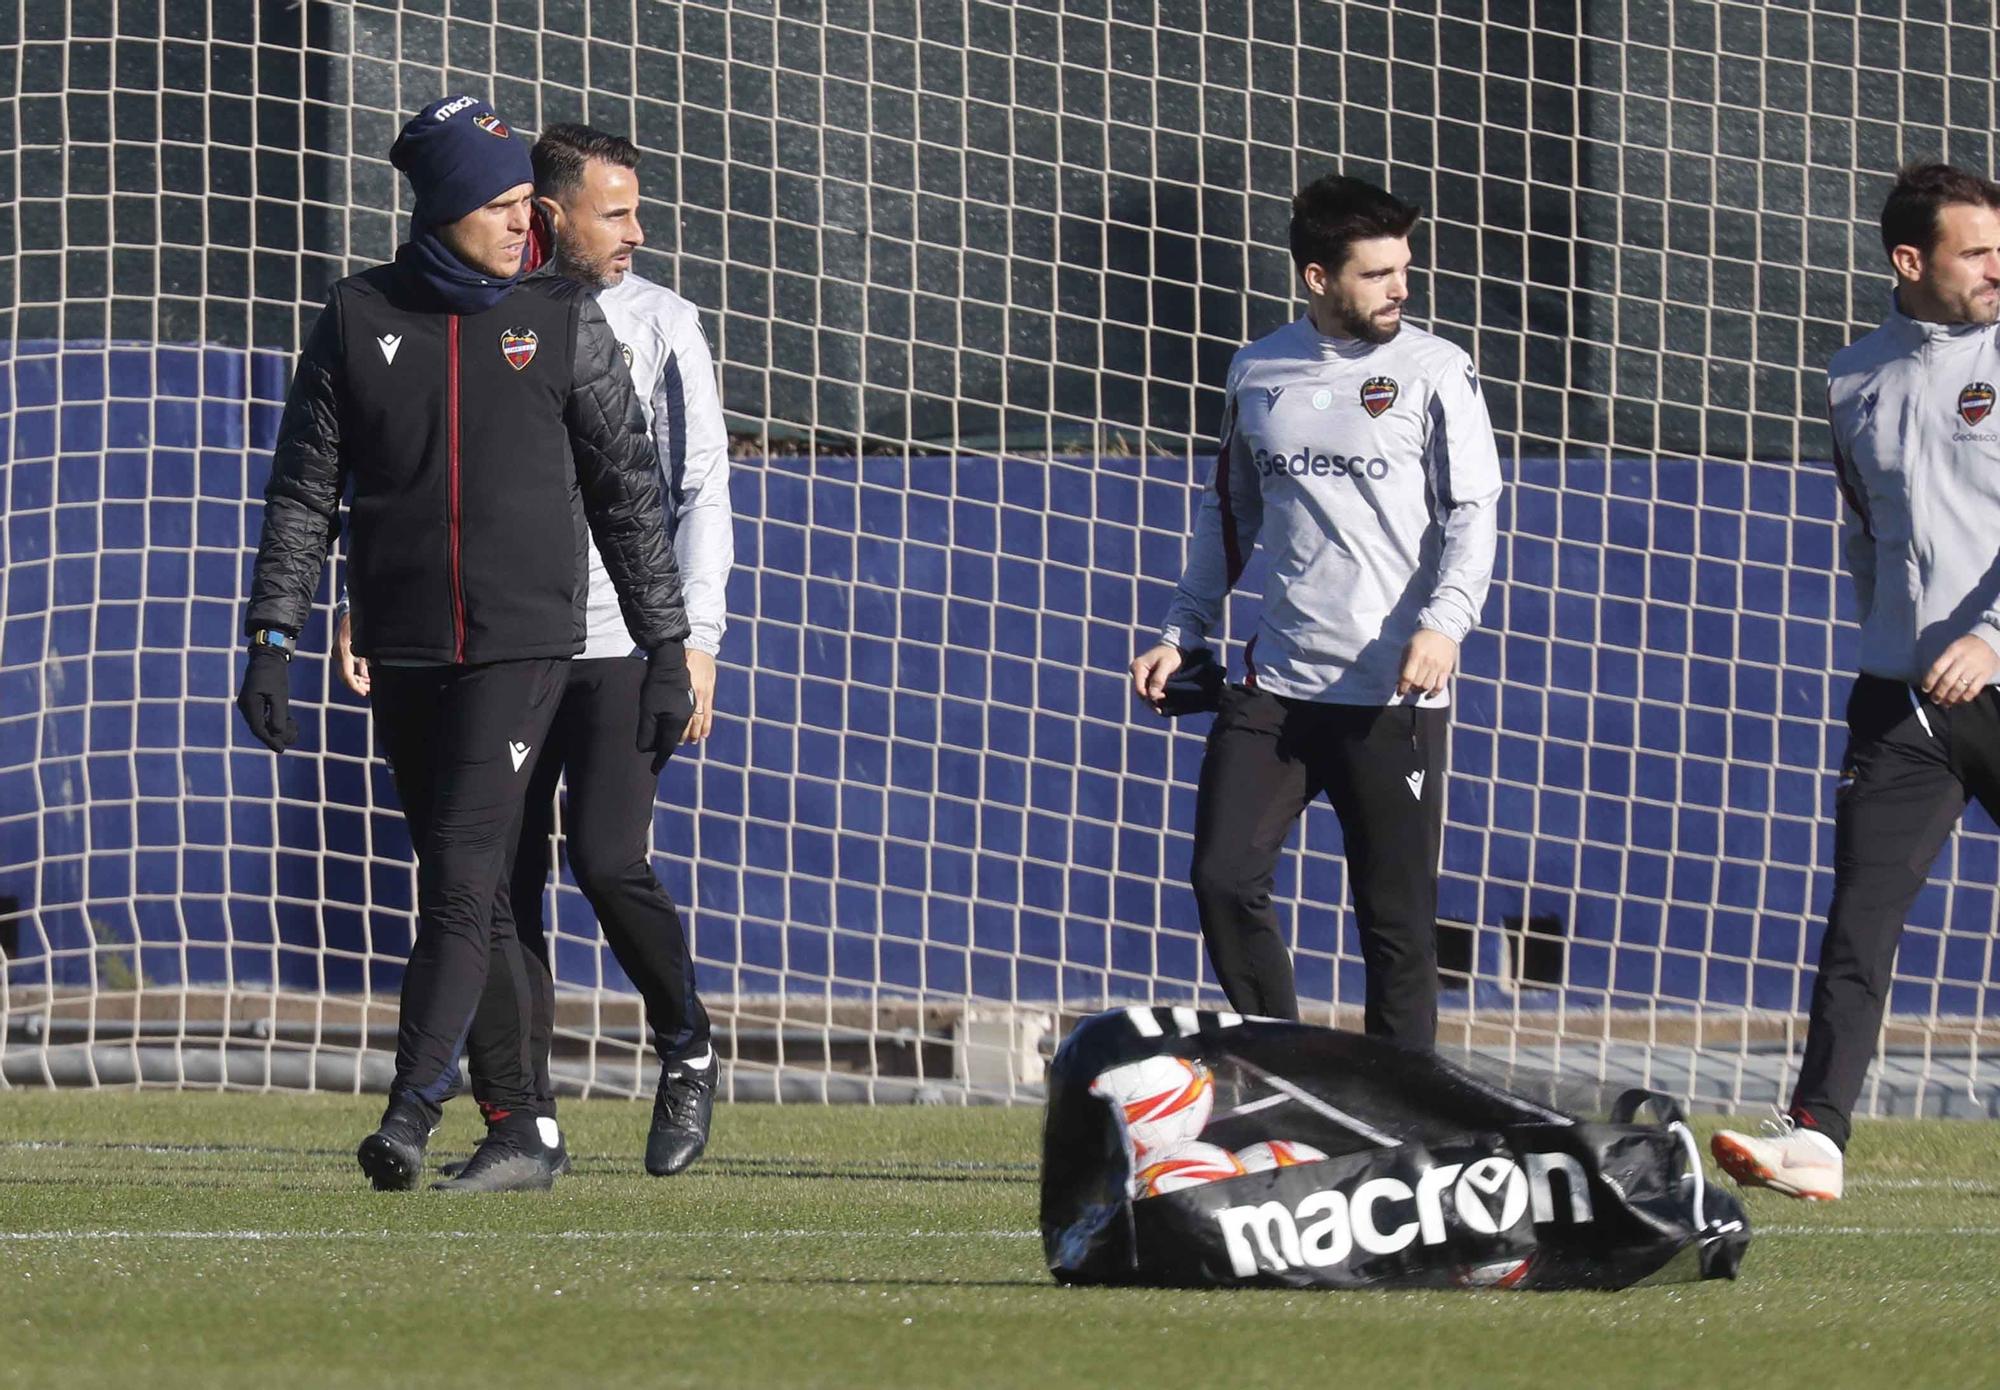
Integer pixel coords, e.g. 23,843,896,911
1235,1139,1330,1172
1135,1141,1247,1197
1089,1055,1215,1163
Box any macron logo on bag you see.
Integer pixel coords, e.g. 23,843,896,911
508,741,532,772
1213,1152,1594,1276
433,95,480,121
376,334,401,365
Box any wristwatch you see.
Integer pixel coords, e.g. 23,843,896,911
249,629,295,660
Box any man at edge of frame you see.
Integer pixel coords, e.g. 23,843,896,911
1714,164,2000,1204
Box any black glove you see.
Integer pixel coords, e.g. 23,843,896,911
1153,646,1226,717
638,642,696,773
236,647,297,753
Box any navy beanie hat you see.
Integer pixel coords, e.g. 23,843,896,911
390,95,535,228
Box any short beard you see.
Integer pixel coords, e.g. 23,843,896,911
1323,293,1401,344
555,249,620,290
1959,288,2000,325
1903,274,2000,327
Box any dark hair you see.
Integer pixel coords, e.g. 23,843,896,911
531,123,641,201
1289,175,1422,275
1880,163,2000,256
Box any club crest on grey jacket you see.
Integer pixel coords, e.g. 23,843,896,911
1826,301,2000,685
1160,319,1504,706
244,265,689,665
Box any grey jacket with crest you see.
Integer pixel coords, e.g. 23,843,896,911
1826,300,2000,684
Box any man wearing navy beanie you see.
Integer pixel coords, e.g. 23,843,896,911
388,95,540,311
394,95,536,227
236,95,698,1193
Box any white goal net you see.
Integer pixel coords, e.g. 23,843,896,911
3,0,1998,1114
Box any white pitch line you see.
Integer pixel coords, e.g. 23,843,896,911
0,1228,1043,1243
1760,1226,2000,1238
9,1226,2000,1244
1847,1177,2000,1193
0,1140,1037,1174
1,1141,246,1156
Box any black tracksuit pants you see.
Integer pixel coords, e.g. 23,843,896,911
1190,685,1446,1046
370,659,567,1121
469,656,711,1110
1791,673,2000,1149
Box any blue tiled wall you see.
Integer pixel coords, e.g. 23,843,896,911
4,343,1996,1019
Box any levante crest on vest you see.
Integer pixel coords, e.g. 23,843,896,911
473,111,511,138
1959,382,1994,426
501,328,538,371
1360,376,1399,417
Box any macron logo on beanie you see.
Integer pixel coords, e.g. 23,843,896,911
390,94,534,229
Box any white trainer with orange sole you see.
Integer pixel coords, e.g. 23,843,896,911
1710,1116,1844,1201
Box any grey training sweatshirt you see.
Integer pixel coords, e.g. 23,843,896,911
1826,298,2000,685
1159,318,1504,707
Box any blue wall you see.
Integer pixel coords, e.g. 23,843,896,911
4,342,1997,1020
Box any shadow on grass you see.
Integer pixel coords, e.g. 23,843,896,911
4,1140,1040,1184
696,1156,1037,1184
1,1147,1043,1195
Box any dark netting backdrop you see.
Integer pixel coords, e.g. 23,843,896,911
4,2,2000,1112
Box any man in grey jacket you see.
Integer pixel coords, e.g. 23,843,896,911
1714,164,2000,1202
1129,174,1503,1046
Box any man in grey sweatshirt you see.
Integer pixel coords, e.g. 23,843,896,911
1130,174,1503,1045
1714,164,2000,1202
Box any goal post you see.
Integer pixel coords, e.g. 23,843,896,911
4,1,1999,1116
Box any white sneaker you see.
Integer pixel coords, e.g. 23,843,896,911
1711,1115,1844,1201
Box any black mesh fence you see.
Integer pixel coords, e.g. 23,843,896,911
9,1,1996,458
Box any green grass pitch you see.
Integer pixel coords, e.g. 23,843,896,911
3,1092,1999,1389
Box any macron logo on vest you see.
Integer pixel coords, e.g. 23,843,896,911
377,334,401,365
432,95,480,121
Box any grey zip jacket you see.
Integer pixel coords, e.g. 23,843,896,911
580,271,733,659
1826,298,2000,684
1159,318,1503,706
